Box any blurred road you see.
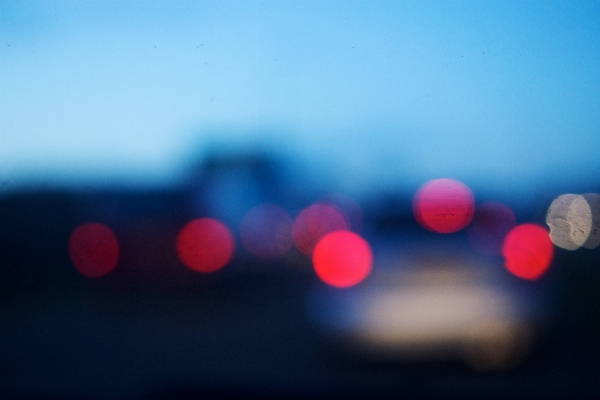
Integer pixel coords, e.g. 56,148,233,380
1,265,600,399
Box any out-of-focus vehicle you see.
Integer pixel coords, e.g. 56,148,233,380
308,244,546,370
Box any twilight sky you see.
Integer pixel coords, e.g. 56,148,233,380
1,1,599,198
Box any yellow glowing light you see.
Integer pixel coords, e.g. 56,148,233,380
346,265,534,369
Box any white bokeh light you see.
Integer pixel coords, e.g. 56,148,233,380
546,194,595,250
582,193,600,250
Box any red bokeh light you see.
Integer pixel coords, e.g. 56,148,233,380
69,222,119,278
312,230,372,288
176,218,235,273
413,178,475,233
502,224,554,280
292,203,349,256
240,204,293,259
467,202,517,255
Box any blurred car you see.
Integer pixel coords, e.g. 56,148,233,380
308,245,546,370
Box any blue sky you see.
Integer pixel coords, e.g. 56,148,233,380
1,1,599,198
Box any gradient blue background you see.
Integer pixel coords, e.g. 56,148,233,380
1,1,599,199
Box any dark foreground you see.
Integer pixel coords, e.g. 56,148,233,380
1,266,600,400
